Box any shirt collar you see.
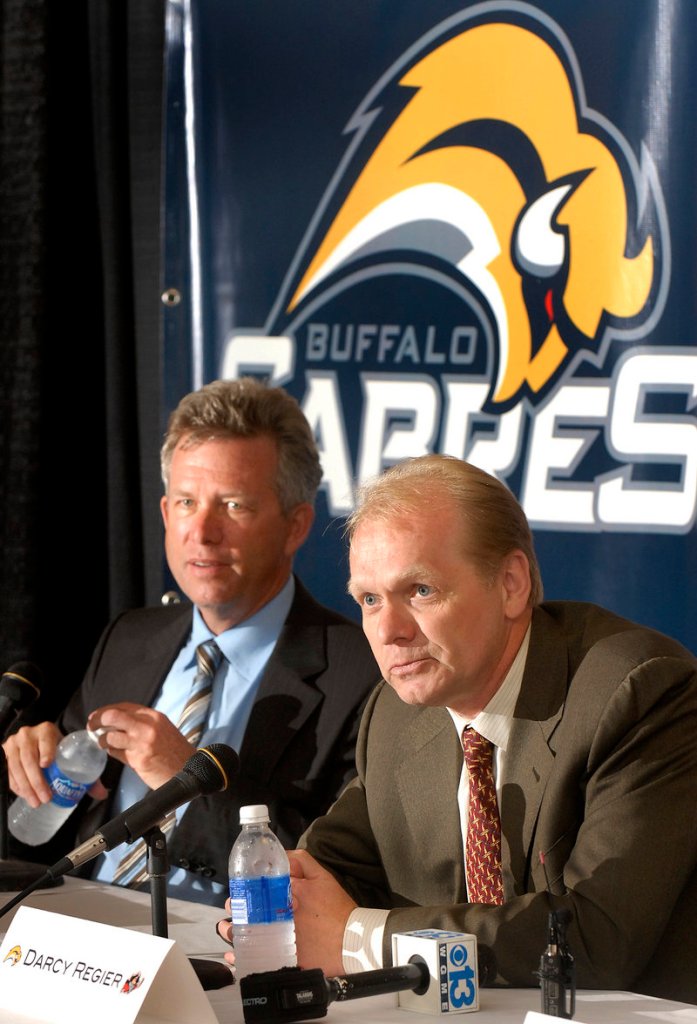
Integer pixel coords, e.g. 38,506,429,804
448,623,531,753
190,575,295,683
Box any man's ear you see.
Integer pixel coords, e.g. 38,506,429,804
501,549,532,617
284,502,315,557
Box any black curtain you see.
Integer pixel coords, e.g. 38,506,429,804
0,0,165,720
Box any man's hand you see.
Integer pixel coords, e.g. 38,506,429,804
215,855,357,977
88,703,193,790
217,897,235,967
289,849,356,976
2,722,63,806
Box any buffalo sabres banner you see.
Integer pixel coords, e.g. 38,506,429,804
162,0,697,649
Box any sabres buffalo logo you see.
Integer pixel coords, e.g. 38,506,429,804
271,3,668,411
3,945,21,966
121,970,144,993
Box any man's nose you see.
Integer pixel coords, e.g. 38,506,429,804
190,505,224,544
375,602,417,645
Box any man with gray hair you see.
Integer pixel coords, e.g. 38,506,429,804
264,453,697,1002
4,378,379,903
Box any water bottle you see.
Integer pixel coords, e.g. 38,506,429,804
8,728,108,845
228,804,297,979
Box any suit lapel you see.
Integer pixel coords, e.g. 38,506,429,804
395,709,467,902
78,605,193,820
132,608,194,706
499,607,569,894
239,580,325,783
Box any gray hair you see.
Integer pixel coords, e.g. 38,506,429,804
161,377,322,513
346,454,543,606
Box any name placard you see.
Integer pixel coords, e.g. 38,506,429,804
0,906,221,1024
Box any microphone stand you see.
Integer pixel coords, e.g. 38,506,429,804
145,826,169,940
0,746,63,892
144,825,232,991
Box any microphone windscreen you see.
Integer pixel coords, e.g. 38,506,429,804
0,662,42,711
185,743,240,794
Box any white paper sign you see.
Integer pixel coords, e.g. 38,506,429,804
0,906,220,1024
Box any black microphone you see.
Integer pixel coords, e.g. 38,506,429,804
240,961,430,1024
0,662,42,740
48,743,239,878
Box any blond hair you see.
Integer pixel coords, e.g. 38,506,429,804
161,378,321,512
346,455,542,605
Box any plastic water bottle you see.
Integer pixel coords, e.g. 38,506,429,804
228,804,297,978
8,728,107,846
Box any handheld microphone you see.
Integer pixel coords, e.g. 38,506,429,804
240,934,495,1022
49,742,240,877
0,662,42,740
240,961,430,1024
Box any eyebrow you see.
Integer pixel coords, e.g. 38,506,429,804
347,563,436,599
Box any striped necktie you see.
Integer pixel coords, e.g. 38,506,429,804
462,727,504,905
177,640,223,746
110,640,224,889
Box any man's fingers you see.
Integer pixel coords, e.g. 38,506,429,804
35,726,60,767
89,702,194,790
216,917,233,947
3,723,62,805
288,849,319,879
89,706,140,735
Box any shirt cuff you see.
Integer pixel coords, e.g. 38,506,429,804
342,908,390,972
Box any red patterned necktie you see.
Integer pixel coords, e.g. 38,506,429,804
461,727,504,905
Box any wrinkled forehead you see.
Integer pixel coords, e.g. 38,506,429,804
349,504,474,577
350,496,470,551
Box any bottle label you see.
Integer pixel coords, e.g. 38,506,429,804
44,763,89,809
229,875,293,925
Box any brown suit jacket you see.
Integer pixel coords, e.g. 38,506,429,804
301,602,697,1003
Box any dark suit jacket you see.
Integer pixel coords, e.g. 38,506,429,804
301,602,697,1003
47,579,379,885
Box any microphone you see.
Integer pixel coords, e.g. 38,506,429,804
48,742,239,877
240,961,430,1024
240,936,495,1022
0,662,42,739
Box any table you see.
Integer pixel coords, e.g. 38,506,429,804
2,879,696,1024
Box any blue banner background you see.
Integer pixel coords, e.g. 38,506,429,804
163,0,697,650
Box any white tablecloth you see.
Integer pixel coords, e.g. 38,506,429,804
2,878,696,1024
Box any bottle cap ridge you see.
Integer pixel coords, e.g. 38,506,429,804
240,804,270,824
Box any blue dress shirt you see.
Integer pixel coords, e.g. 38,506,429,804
93,576,295,903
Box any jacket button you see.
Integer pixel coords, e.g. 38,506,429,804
201,867,216,879
177,858,190,870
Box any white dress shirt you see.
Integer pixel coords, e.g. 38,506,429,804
342,626,530,972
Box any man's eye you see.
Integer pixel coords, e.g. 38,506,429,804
226,500,241,511
363,594,377,607
415,584,433,597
